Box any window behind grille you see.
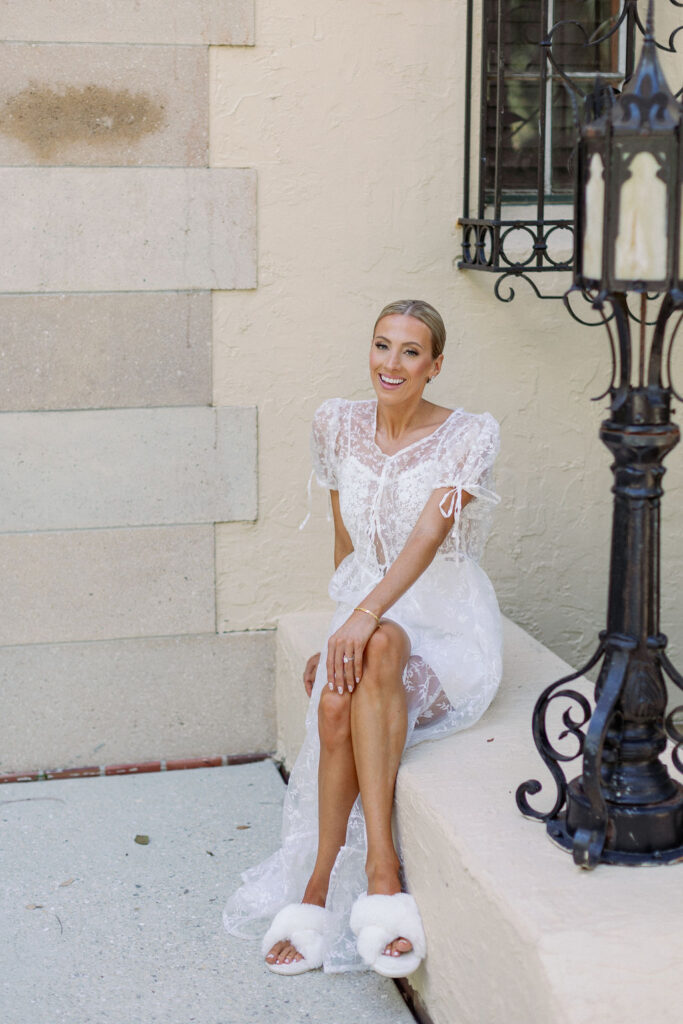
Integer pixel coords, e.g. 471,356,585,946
483,0,626,200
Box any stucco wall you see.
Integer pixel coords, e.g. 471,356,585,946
212,0,683,671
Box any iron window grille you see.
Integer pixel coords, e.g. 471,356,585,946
458,1,681,304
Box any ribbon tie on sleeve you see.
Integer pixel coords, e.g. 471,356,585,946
299,470,333,530
439,485,462,521
439,485,463,552
298,469,315,531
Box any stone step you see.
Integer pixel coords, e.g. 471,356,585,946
276,612,683,1024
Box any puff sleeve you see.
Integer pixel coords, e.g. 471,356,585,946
434,412,500,527
310,398,346,489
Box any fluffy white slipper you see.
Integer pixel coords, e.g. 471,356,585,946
261,903,330,975
350,892,426,978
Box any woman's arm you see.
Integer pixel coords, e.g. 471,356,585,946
330,490,353,569
361,486,472,616
303,652,321,696
326,487,472,691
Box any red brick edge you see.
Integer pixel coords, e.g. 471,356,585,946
0,752,271,785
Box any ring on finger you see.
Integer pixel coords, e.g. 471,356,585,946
343,655,350,664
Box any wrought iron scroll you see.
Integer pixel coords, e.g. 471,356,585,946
515,640,605,821
662,650,683,774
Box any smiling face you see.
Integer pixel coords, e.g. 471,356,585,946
370,314,443,404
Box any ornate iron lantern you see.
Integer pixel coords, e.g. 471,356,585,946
575,15,682,295
517,2,683,868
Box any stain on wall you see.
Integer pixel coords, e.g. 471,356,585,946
0,83,165,158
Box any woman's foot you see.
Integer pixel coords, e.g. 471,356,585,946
350,891,426,978
261,901,330,974
265,938,304,967
264,904,324,965
264,885,327,966
366,860,413,959
383,935,413,958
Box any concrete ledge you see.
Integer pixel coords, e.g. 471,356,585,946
275,610,331,770
276,612,683,1024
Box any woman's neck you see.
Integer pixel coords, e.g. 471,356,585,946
375,397,433,442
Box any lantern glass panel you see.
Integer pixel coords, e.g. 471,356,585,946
614,150,668,283
582,151,605,281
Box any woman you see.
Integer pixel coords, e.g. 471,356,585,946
224,300,502,977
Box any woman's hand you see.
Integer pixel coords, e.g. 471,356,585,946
326,610,379,694
303,652,321,697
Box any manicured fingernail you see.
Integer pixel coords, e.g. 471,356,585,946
329,683,333,691
355,676,360,683
349,684,354,693
337,686,343,695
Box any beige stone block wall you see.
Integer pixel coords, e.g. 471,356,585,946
0,526,216,647
0,406,257,530
211,0,683,673
0,1,254,45
0,632,275,773
0,167,256,292
0,3,266,771
0,292,212,410
0,44,208,166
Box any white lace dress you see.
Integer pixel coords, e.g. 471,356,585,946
224,398,502,972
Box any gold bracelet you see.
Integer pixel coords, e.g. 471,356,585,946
354,606,382,627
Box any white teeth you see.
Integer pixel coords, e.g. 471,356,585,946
379,374,405,385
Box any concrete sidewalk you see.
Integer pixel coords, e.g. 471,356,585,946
0,761,414,1024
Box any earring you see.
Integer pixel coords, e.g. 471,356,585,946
427,377,432,383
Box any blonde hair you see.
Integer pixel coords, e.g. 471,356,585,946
373,299,446,358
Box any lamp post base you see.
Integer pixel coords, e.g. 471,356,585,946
517,292,683,869
546,778,683,866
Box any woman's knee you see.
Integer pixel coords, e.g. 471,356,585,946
318,688,351,747
363,623,409,675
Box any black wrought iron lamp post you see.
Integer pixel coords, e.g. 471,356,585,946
517,3,683,869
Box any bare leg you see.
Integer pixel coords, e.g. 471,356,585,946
350,622,413,957
266,687,358,966
267,621,414,966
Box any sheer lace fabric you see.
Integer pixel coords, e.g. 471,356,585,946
224,398,503,972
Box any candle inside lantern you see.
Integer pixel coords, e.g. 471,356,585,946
614,150,668,282
582,152,605,281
